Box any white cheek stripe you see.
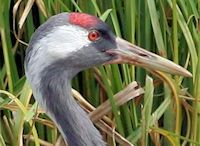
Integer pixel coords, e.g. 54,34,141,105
39,25,91,59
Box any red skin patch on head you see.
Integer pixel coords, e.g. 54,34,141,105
69,12,99,28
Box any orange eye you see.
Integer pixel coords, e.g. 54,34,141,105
88,30,100,41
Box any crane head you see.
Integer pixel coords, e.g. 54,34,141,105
25,12,192,78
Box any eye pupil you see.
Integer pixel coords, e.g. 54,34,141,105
92,33,96,38
88,30,100,41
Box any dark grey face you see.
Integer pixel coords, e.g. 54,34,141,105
90,26,116,52
69,28,117,70
63,14,118,70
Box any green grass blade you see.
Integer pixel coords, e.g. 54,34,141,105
147,0,166,54
141,76,154,146
168,0,198,78
0,0,19,92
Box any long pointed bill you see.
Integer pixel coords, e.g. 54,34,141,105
106,37,192,77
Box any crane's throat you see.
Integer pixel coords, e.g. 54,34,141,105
38,65,105,146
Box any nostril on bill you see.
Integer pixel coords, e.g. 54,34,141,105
137,52,155,59
139,53,148,57
138,53,150,58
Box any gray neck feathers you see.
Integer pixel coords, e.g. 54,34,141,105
39,63,105,146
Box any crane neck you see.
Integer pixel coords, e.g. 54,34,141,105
39,64,105,146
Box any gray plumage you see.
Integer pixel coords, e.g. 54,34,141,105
25,12,116,146
39,61,105,145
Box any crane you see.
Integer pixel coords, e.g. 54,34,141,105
25,12,191,146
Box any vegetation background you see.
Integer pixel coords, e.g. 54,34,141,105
0,0,200,146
